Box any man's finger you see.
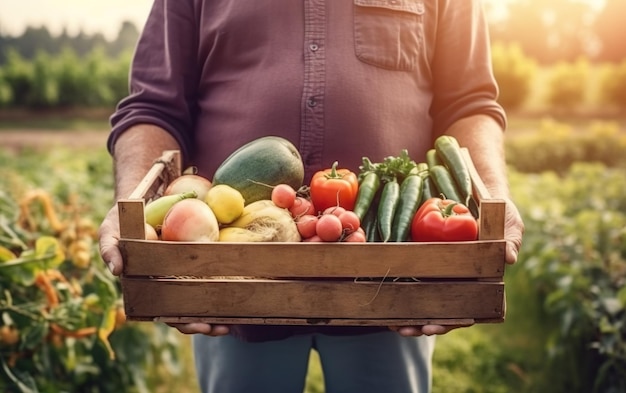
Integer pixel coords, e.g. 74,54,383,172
168,323,230,336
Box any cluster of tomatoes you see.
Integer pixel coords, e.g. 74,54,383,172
270,184,366,243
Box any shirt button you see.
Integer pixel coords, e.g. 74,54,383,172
307,98,317,107
309,43,319,52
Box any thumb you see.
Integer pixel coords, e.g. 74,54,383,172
100,238,123,276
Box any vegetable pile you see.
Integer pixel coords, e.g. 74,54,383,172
141,135,480,244
354,135,480,243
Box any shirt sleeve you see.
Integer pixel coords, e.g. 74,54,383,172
107,0,198,160
429,0,506,136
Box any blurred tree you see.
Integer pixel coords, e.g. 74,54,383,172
491,42,536,111
0,22,6,64
106,49,133,104
1,49,34,106
108,21,140,58
29,50,58,108
592,0,626,62
0,21,140,64
546,58,589,111
15,26,55,59
73,30,97,57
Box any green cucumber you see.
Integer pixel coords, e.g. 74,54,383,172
426,149,443,168
362,201,381,242
421,174,437,203
390,175,423,242
353,172,381,221
377,178,400,243
429,165,463,203
434,136,472,205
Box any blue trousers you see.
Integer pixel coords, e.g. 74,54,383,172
193,331,436,393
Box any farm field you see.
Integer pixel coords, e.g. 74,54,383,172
1,112,625,393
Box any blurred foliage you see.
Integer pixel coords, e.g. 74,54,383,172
507,164,626,393
0,47,132,109
505,119,626,174
599,60,626,110
547,58,589,111
0,22,140,65
491,42,537,111
434,163,626,393
0,148,189,393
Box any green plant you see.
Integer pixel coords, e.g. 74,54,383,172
491,42,537,111
0,69,14,107
506,164,626,393
0,148,185,393
599,60,626,110
0,46,131,110
29,51,58,108
546,58,589,111
431,163,626,393
1,49,34,107
505,119,626,173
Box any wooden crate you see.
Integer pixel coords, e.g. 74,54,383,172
118,150,507,326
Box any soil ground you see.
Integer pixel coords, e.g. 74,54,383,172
0,108,110,151
1,130,109,151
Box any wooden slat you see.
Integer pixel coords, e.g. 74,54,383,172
478,200,506,241
461,147,506,240
127,150,181,200
153,316,484,326
121,278,505,321
462,147,491,202
118,200,146,240
118,150,181,240
120,239,506,278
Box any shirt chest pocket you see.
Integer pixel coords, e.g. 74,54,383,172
353,0,425,71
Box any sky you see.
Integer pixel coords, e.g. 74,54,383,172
0,0,608,41
0,0,154,40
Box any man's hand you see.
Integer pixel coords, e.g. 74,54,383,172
389,198,522,337
98,205,231,337
504,198,524,265
389,323,474,336
168,323,231,336
98,205,124,276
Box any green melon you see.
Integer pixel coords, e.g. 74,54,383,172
212,136,305,204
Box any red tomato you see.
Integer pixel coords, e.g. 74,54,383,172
316,214,343,242
410,197,478,242
271,184,297,209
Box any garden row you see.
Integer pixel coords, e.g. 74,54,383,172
3,43,626,112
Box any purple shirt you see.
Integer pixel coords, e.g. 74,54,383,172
109,0,505,183
108,0,505,342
